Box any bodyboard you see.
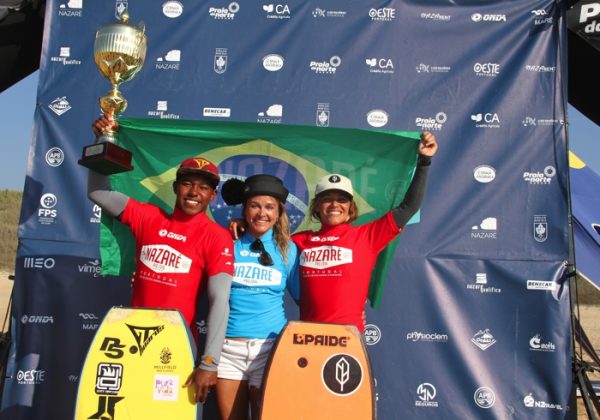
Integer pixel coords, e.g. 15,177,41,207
260,321,376,419
74,306,199,420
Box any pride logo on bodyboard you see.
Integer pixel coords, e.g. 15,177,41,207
260,321,376,419
74,306,198,420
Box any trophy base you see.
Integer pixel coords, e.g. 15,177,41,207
78,142,134,175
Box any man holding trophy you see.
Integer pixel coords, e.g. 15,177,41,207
83,12,234,405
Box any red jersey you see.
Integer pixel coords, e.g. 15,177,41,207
120,199,234,329
292,211,400,332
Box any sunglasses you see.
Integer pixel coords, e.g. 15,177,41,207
250,239,274,266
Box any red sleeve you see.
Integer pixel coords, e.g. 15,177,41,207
203,226,235,276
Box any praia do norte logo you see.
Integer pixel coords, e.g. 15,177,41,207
523,393,563,410
363,324,381,345
367,109,388,127
365,57,394,74
578,2,600,34
45,147,64,167
263,54,284,72
162,1,183,18
533,214,548,242
471,329,497,351
48,96,71,115
50,46,81,66
471,112,500,128
473,62,500,77
262,4,291,19
38,193,58,225
523,166,555,185
148,101,180,119
529,334,556,352
415,383,438,408
310,55,341,74
322,354,363,396
473,165,496,183
415,112,446,131
466,272,501,294
214,48,228,73
471,12,506,22
471,217,497,239
156,50,180,70
257,104,283,123
209,2,239,19
415,63,451,73
316,103,330,127
474,386,495,409
312,8,347,18
369,7,396,21
58,0,82,17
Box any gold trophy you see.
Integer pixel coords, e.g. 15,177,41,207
78,10,147,174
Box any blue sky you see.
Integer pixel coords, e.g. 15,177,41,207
1,71,600,191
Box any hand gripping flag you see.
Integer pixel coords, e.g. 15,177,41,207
101,118,421,307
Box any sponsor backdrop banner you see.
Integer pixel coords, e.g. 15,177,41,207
2,1,572,419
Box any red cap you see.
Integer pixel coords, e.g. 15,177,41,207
176,157,220,188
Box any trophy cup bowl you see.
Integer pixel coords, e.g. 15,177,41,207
78,11,147,174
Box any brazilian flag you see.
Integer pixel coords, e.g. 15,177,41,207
102,118,421,308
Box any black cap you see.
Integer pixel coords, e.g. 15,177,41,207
221,174,289,205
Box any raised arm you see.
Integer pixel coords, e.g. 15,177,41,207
86,115,129,218
392,131,438,228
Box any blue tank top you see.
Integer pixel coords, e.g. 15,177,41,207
226,229,300,338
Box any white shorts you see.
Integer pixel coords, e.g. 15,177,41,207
218,338,275,388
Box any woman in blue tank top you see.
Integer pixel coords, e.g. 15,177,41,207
216,174,299,420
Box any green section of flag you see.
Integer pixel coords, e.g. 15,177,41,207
101,118,420,308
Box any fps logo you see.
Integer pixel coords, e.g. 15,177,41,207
38,193,58,225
